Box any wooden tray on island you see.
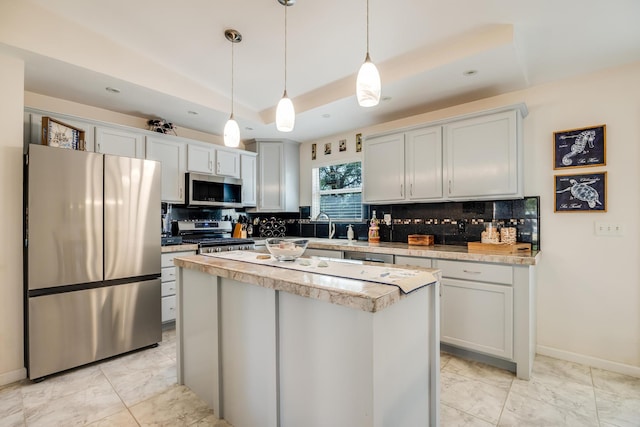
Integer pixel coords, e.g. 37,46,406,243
468,242,532,254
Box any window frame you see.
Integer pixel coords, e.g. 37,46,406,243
311,158,363,222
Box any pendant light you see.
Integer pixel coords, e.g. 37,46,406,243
356,0,381,107
276,0,295,132
223,29,242,147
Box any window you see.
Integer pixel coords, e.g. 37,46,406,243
311,161,362,220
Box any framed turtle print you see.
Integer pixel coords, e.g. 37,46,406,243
555,172,606,212
553,124,606,169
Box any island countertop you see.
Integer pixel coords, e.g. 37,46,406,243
173,253,440,313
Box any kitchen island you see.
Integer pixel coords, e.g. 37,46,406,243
174,252,441,427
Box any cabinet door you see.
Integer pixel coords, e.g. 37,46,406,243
305,248,343,259
257,142,285,211
444,110,519,199
440,278,513,359
405,126,443,200
241,154,257,206
363,133,405,202
216,149,240,178
146,137,186,203
187,144,214,174
95,127,144,158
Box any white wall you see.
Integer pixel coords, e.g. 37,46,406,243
0,53,26,385
300,62,640,374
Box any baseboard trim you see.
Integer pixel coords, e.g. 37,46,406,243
537,345,640,379
0,367,27,387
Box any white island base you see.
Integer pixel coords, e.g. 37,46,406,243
175,257,440,427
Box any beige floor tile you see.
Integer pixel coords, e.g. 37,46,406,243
591,367,640,400
595,388,640,427
440,352,453,369
21,365,104,409
0,411,26,427
509,372,597,418
441,371,509,424
129,384,213,427
86,409,139,427
100,355,177,407
440,403,495,426
190,414,233,426
498,391,598,427
0,382,23,420
531,355,593,387
23,376,126,427
443,355,514,391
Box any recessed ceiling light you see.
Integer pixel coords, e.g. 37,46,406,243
105,87,120,94
463,70,478,77
187,110,199,115
321,114,331,119
381,96,392,102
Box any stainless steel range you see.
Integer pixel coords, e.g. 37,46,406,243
176,220,255,253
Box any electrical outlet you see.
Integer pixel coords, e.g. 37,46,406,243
383,213,392,226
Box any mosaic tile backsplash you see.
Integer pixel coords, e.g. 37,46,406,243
286,197,540,250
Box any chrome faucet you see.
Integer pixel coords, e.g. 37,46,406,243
315,211,335,239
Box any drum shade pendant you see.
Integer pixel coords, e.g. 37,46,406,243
276,0,295,132
356,0,381,107
223,29,242,147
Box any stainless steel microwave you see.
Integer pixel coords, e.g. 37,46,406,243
184,173,243,207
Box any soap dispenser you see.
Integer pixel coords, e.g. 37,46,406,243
347,224,354,241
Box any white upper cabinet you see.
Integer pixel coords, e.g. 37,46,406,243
240,153,257,207
363,125,443,203
216,149,240,178
363,133,406,202
444,109,522,199
95,127,145,158
406,126,443,200
245,139,300,212
146,136,186,203
187,143,215,174
363,105,525,203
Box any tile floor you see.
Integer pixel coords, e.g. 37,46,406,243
1,326,639,426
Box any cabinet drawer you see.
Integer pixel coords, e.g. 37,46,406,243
162,295,176,322
437,260,512,285
395,255,432,268
161,266,176,282
161,281,176,297
161,251,195,268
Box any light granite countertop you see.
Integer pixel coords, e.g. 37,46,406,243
161,244,198,253
173,253,440,313
300,238,540,266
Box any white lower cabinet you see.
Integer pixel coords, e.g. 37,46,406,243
161,250,195,323
440,278,513,359
394,255,433,268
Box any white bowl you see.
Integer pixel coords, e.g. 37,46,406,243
265,238,309,261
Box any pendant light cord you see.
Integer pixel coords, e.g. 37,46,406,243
366,0,370,55
284,0,288,92
230,39,235,116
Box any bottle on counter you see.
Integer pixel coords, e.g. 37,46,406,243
368,211,380,243
347,224,354,241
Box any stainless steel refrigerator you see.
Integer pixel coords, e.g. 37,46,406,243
24,144,162,380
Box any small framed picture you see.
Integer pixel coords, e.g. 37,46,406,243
311,143,317,160
324,143,331,155
553,124,606,169
555,172,606,212
42,117,86,150
339,139,346,152
356,133,362,152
